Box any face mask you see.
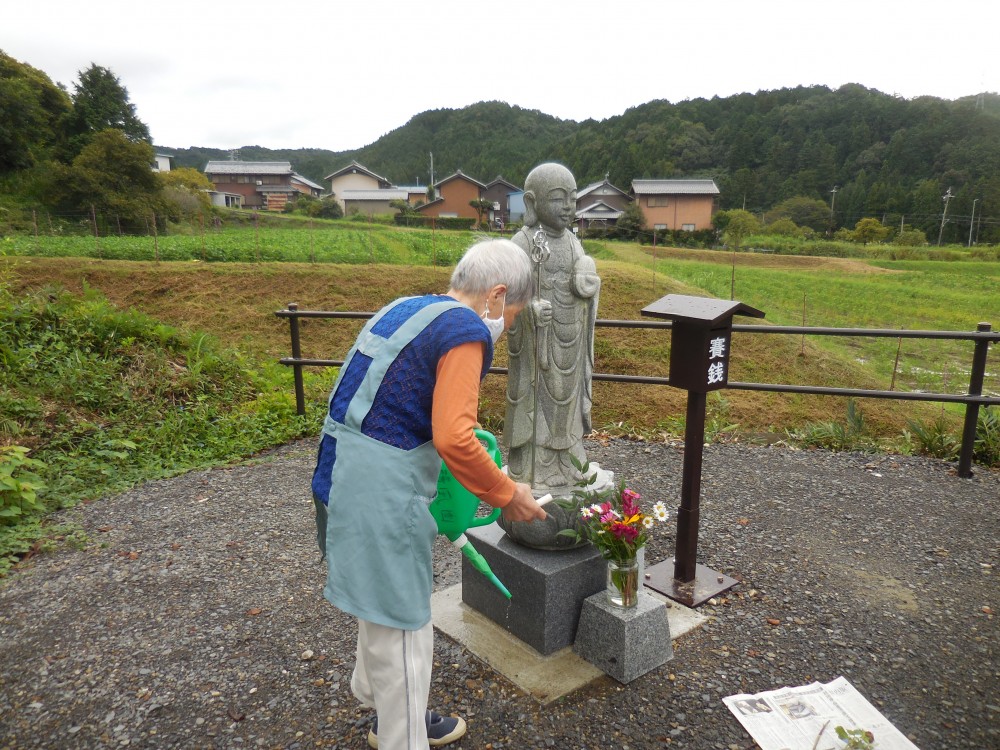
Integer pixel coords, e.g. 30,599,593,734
482,296,506,344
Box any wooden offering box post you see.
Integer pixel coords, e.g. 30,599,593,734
640,294,765,607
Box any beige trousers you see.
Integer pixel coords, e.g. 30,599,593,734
351,618,434,749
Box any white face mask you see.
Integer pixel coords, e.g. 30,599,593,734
482,296,506,344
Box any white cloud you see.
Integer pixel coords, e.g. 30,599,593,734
4,0,997,151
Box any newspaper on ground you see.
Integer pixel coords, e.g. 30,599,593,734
723,676,920,750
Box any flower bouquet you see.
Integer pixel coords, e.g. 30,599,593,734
559,460,669,607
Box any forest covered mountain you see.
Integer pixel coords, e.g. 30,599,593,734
164,85,1000,236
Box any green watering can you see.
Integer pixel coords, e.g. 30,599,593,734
429,429,511,599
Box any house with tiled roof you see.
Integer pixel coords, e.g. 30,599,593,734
630,179,720,231
204,160,301,211
291,173,324,198
415,170,487,221
575,176,631,229
342,189,412,216
325,161,393,210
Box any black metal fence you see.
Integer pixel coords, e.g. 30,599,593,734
276,304,998,478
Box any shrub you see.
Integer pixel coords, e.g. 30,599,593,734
0,446,47,526
974,407,999,467
907,416,960,460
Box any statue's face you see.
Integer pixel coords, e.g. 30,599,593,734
535,185,577,232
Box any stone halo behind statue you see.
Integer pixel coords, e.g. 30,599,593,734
497,162,613,550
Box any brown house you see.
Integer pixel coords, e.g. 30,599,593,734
416,170,486,220
204,160,301,211
482,176,521,228
291,173,323,197
630,179,720,230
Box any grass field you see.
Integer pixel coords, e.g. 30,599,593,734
605,244,999,400
2,222,476,266
4,229,997,574
6,249,990,438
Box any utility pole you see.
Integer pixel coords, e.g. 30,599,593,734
937,187,954,246
429,152,434,188
829,185,838,220
968,198,979,247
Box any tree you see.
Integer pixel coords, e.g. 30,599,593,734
0,52,71,171
56,129,161,228
614,201,646,240
64,64,150,158
316,197,343,219
469,198,492,227
851,218,889,245
765,196,831,233
389,198,417,216
719,209,760,250
159,167,213,217
765,218,802,236
893,226,927,246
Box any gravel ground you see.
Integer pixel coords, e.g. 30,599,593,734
1,438,997,750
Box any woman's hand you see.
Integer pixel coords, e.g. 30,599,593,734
501,482,548,523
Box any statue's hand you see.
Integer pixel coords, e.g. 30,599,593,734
531,298,553,327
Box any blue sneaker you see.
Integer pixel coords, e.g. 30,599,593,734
367,710,467,748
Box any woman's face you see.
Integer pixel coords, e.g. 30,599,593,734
502,301,525,331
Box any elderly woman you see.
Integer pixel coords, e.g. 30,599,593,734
311,238,546,749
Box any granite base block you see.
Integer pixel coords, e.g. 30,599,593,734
462,524,605,656
573,591,673,683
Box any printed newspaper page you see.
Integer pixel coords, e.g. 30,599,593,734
723,676,920,750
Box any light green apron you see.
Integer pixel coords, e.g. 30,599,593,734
321,298,463,630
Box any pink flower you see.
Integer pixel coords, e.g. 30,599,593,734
621,488,641,516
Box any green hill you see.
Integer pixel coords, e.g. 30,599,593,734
162,89,1000,244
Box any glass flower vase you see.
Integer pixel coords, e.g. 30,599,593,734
606,557,639,608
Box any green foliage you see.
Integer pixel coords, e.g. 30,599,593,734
719,209,761,249
159,167,213,218
36,129,162,229
787,400,879,452
0,286,321,573
974,406,999,466
765,197,831,232
893,226,927,246
389,198,416,216
906,416,960,460
835,726,875,749
612,202,647,240
0,51,72,171
0,446,48,525
63,64,151,159
391,214,476,230
765,217,802,236
852,217,890,245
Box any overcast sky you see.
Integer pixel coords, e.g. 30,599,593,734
5,0,997,153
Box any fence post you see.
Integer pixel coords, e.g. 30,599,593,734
958,322,992,478
288,303,306,416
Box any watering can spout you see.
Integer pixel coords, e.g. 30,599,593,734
451,534,511,599
430,429,510,598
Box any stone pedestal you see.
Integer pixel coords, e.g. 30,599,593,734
462,524,605,655
573,591,673,683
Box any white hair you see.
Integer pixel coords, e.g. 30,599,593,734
450,239,533,305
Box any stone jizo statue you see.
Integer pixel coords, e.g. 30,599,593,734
499,162,610,549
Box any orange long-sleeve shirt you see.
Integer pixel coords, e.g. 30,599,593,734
431,341,516,508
